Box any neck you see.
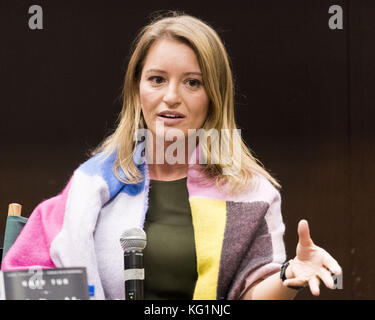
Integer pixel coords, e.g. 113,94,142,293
147,163,188,181
144,135,196,181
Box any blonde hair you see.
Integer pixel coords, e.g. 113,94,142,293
92,10,281,195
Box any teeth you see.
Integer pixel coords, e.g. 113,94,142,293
161,114,180,118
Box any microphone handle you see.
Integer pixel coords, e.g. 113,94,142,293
124,250,144,300
126,279,144,300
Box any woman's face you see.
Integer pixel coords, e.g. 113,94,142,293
139,38,210,141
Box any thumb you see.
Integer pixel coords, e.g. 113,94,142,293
298,219,314,247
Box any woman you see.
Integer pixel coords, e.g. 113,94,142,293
2,12,341,300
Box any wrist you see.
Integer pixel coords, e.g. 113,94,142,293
280,259,304,291
285,259,295,279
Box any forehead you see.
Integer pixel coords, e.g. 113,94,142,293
142,38,201,72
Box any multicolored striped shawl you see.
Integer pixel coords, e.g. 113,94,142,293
1,141,286,299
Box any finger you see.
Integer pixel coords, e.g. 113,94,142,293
283,277,309,288
298,219,314,247
323,254,342,275
318,268,335,289
308,275,320,296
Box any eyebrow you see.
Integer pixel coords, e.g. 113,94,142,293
145,68,202,77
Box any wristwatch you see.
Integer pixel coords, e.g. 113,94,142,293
280,260,305,290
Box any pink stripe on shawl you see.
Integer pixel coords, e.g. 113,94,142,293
1,178,72,271
187,143,230,200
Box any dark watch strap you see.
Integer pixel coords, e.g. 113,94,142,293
280,260,304,290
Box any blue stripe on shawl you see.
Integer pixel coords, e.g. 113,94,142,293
78,142,146,199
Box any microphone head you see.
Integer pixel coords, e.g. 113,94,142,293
120,227,147,252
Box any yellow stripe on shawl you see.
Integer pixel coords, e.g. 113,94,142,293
189,197,227,300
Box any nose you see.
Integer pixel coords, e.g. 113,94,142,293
162,82,181,106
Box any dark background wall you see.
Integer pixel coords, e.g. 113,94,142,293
0,0,373,299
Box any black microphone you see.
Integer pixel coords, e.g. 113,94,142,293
119,227,147,300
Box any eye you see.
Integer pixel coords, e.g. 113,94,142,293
148,76,165,85
186,79,202,88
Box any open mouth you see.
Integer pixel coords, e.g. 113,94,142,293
158,114,184,119
157,110,185,118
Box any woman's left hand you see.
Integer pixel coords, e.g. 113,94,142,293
282,219,342,296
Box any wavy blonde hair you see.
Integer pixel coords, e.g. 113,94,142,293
93,11,281,195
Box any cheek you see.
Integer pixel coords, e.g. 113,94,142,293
139,84,155,116
139,82,148,108
191,95,209,125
